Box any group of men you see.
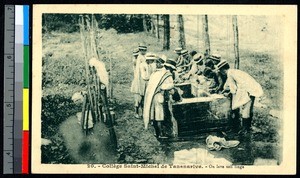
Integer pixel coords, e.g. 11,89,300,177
130,44,177,138
130,44,263,138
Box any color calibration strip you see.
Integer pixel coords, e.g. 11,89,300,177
22,5,30,174
3,5,29,174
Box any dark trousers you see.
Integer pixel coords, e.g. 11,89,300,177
229,95,256,129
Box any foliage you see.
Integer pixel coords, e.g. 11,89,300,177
41,94,80,138
42,51,86,88
97,14,147,33
42,14,80,33
43,14,151,34
41,133,77,164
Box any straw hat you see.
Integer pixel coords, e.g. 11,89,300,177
157,54,167,64
145,53,158,61
181,49,188,56
164,58,177,70
138,43,147,50
132,48,139,56
216,60,229,70
208,54,221,63
174,47,183,54
193,53,204,64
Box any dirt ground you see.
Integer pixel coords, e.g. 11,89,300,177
41,15,283,164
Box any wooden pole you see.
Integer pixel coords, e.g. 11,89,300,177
81,94,87,131
202,15,211,57
101,87,118,150
86,102,90,136
109,52,113,99
232,15,240,69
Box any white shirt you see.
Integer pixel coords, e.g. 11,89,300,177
224,69,263,109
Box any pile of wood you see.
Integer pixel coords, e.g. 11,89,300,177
78,14,117,149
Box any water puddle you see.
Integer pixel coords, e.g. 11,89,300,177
60,114,118,164
159,133,279,165
173,148,232,165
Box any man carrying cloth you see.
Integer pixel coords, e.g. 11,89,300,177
143,58,177,138
131,44,147,118
218,60,263,134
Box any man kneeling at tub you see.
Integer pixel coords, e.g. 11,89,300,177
217,60,263,134
143,57,177,138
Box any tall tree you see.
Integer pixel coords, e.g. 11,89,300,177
202,15,211,57
163,15,170,50
156,14,160,40
232,15,240,69
177,14,186,49
143,14,148,32
150,15,156,35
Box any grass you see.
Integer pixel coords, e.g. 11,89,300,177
41,23,283,163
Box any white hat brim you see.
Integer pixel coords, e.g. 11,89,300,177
164,63,177,70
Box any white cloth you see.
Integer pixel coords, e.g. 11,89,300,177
224,69,263,109
143,68,174,129
206,135,239,151
89,58,109,87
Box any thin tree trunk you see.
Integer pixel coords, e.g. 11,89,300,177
232,15,240,69
202,15,210,57
163,15,170,50
156,15,160,40
197,15,200,51
177,14,186,49
150,15,155,35
143,14,148,32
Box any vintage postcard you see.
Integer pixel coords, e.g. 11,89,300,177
31,5,297,174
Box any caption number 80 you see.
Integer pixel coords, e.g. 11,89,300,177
87,164,96,168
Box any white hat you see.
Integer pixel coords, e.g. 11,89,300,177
132,48,139,56
174,47,183,53
145,53,158,61
193,53,204,64
138,43,147,50
157,55,167,64
164,58,177,70
216,60,229,70
181,49,188,56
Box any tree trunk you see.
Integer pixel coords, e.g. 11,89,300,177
156,15,160,40
197,15,200,51
163,15,170,50
177,14,186,49
150,15,155,35
202,15,210,57
143,14,148,32
232,15,240,69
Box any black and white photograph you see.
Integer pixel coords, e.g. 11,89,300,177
31,5,296,174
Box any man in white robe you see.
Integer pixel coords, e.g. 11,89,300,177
218,60,263,134
131,44,147,118
143,58,176,138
